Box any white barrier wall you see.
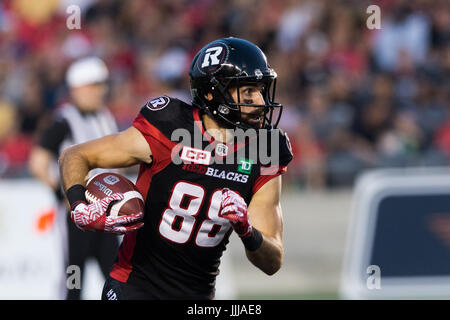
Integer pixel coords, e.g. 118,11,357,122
0,180,65,299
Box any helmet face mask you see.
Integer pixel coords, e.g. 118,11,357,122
225,76,282,130
189,38,283,130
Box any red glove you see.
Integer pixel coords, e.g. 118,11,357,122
219,188,252,238
71,193,144,234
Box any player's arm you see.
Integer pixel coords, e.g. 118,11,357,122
220,176,283,275
59,126,152,192
244,175,283,275
59,126,151,234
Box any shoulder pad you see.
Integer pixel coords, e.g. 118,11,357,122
258,128,293,168
279,130,294,167
138,96,194,140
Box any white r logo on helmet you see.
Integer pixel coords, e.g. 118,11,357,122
201,46,223,68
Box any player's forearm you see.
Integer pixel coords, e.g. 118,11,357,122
59,145,91,191
245,234,283,275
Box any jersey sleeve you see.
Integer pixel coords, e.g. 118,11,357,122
252,166,287,194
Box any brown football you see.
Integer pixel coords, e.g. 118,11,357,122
85,172,145,217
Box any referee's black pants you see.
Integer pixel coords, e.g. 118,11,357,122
66,214,119,300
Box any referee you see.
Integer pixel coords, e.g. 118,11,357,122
29,57,120,300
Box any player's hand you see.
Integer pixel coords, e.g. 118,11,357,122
219,188,252,238
71,193,144,234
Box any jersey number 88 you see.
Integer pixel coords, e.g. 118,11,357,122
158,181,232,247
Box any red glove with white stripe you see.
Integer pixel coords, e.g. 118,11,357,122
71,193,144,234
219,188,252,238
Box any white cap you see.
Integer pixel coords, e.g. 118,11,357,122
66,56,109,88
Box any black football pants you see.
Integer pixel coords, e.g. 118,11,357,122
102,276,158,300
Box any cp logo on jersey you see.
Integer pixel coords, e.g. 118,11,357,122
198,43,228,74
180,146,211,165
146,96,170,111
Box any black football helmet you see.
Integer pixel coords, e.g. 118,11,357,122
189,37,282,130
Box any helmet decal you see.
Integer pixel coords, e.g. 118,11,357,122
197,42,229,75
254,69,263,80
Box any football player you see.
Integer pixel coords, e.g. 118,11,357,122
59,37,293,299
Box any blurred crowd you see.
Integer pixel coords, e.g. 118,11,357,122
0,0,448,189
